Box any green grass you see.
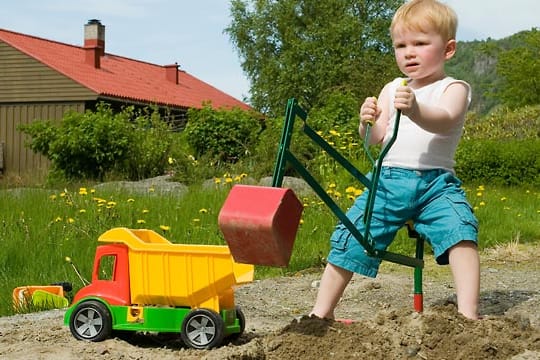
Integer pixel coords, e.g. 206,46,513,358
0,181,538,317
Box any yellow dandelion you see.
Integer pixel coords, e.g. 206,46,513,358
477,185,485,191
199,208,208,214
347,195,355,200
479,201,486,206
159,225,171,231
68,218,75,224
240,173,248,178
345,186,356,193
214,178,222,184
79,209,86,214
328,183,337,188
60,192,66,197
49,194,57,201
54,216,62,222
142,209,150,214
127,198,135,203
299,219,304,225
168,156,174,164
79,187,88,195
192,218,201,223
107,201,117,207
234,175,242,182
500,197,507,201
225,177,233,183
148,187,155,193
354,189,363,196
473,206,479,211
137,219,146,224
329,129,339,136
476,192,483,197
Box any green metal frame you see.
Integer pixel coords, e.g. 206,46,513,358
272,98,425,309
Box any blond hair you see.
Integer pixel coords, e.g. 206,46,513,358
390,0,458,41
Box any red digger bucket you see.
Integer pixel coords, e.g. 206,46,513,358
218,185,303,267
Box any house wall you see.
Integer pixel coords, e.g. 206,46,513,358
0,42,98,102
0,102,85,176
0,41,97,177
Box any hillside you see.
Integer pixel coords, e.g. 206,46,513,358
446,28,538,115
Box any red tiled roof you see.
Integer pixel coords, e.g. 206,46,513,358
0,28,251,111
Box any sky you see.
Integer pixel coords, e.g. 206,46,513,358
1,0,538,103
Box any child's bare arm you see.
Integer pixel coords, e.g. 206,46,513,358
394,82,470,133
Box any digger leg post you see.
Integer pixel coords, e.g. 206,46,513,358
414,236,424,312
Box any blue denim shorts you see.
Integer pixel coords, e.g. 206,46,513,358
327,167,478,277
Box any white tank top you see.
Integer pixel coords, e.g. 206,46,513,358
381,77,471,173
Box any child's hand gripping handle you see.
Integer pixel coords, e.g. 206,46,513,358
378,78,408,159
364,79,407,129
363,79,407,165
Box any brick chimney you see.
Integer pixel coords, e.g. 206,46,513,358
164,63,179,84
84,19,104,68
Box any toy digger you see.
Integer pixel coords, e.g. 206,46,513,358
219,97,426,312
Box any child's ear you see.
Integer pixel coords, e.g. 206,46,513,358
445,39,457,60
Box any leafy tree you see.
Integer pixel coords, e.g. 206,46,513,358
495,29,540,108
226,0,403,116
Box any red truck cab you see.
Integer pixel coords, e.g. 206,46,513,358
72,244,131,306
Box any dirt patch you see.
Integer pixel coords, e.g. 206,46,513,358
1,245,539,359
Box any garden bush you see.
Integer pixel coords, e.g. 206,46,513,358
19,103,175,181
456,105,539,186
183,104,262,163
455,139,540,186
463,105,540,141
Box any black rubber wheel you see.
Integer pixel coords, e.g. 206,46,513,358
181,308,225,349
227,306,246,341
69,300,112,342
236,306,246,335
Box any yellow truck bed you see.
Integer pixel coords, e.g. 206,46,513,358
98,227,254,312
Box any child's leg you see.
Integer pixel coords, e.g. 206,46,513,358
310,263,353,319
448,240,480,319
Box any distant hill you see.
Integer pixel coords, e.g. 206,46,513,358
446,28,537,115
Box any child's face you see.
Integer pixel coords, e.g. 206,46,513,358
391,25,455,87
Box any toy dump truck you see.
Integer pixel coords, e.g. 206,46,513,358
64,227,254,349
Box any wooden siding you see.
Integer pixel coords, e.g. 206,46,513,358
0,102,85,175
0,42,98,102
